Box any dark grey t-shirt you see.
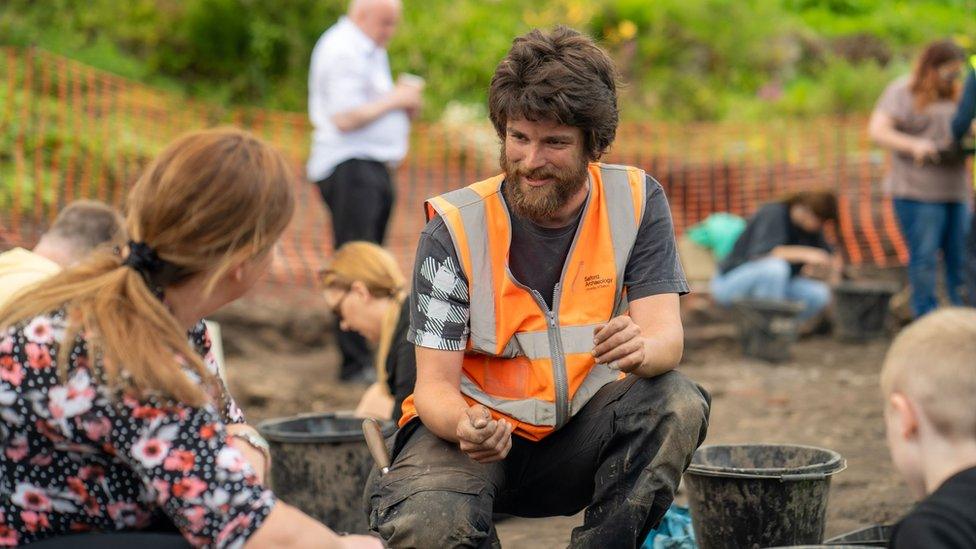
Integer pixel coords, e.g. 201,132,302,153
408,175,689,351
718,202,831,277
507,182,585,309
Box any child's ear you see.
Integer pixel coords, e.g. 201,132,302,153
889,392,919,439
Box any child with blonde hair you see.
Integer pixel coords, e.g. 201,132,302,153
881,307,976,547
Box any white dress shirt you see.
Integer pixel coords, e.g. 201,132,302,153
306,17,410,182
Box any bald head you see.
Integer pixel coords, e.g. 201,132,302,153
34,200,125,267
348,0,402,48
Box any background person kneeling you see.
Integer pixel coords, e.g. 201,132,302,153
710,190,841,324
320,241,414,422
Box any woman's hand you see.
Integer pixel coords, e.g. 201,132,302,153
354,382,395,421
909,138,938,164
227,423,270,484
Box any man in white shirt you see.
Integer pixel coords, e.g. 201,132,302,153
307,0,421,383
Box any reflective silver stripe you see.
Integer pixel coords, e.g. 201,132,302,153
600,164,644,314
435,186,498,354
513,324,603,359
569,363,622,416
460,375,556,426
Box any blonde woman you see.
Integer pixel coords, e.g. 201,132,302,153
320,242,414,422
0,129,378,548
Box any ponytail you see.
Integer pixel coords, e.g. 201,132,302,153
0,128,295,406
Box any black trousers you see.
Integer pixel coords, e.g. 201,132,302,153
364,371,711,549
316,159,396,380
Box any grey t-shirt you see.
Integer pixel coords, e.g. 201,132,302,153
874,75,969,203
408,175,689,351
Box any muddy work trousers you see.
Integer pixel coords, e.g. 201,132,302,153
363,371,710,549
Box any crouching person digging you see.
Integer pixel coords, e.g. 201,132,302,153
363,27,710,549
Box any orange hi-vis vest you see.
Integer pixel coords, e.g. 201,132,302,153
399,163,648,441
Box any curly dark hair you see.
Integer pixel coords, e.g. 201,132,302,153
488,26,619,160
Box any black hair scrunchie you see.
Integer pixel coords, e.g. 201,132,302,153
122,241,167,298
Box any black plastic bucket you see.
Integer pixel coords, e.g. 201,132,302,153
766,546,869,548
684,444,847,549
824,524,892,546
258,412,396,534
832,281,897,341
765,546,869,548
732,300,804,362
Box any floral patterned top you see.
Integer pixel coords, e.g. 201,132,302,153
0,311,275,548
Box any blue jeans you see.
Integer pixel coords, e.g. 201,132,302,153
893,198,969,317
710,257,831,321
968,212,976,307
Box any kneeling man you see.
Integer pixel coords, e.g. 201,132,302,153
365,27,710,549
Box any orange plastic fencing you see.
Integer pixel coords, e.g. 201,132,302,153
1,47,912,290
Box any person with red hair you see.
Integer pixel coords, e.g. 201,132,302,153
869,40,969,317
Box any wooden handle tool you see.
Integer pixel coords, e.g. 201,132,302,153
362,418,391,475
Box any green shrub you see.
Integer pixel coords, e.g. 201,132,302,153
0,0,972,121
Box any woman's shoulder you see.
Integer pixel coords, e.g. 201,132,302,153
2,309,72,356
888,74,912,90
878,75,913,106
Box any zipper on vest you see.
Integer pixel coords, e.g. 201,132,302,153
529,283,570,430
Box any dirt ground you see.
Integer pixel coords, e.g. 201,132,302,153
223,299,911,548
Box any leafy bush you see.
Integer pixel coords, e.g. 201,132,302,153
0,0,973,121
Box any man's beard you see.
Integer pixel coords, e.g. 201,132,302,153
500,149,589,224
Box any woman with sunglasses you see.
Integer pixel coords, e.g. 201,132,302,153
869,40,970,317
321,242,414,422
0,128,379,548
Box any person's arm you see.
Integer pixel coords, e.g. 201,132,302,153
407,222,512,461
309,45,420,134
331,83,420,133
951,67,976,143
353,382,394,420
868,108,937,162
769,245,832,266
246,504,379,548
413,347,469,442
592,293,683,378
109,390,378,548
414,347,513,462
195,322,271,483
593,178,687,377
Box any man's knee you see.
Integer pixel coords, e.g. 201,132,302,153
368,485,495,548
630,370,709,411
624,372,710,440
